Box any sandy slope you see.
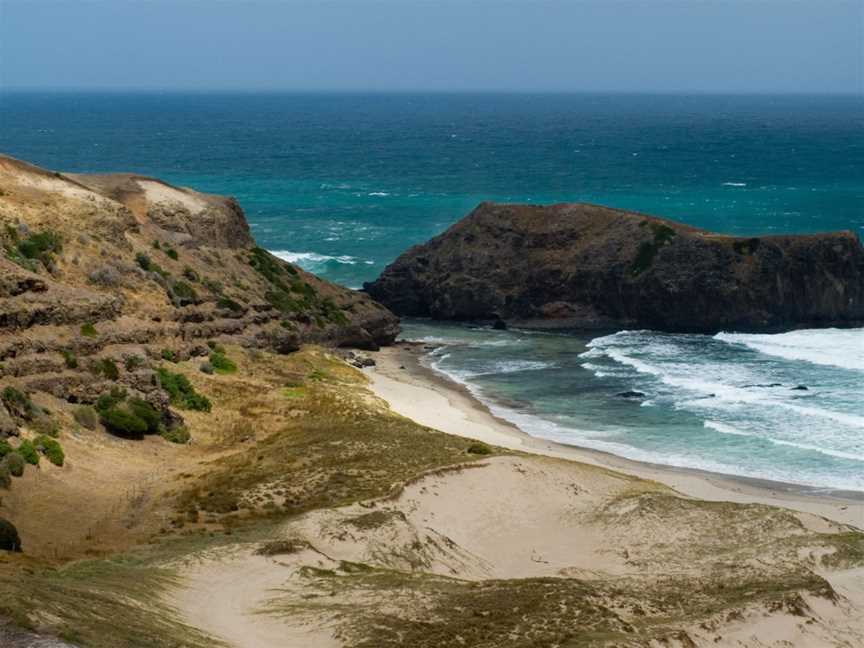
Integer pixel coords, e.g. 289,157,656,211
367,344,864,530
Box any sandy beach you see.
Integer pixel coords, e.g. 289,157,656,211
367,342,864,530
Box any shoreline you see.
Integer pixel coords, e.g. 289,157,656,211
366,342,864,529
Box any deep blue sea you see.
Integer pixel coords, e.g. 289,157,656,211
2,91,862,490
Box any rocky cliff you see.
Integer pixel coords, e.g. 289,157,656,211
0,154,397,436
365,202,864,332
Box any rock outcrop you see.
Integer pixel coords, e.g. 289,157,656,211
365,202,864,332
0,154,398,433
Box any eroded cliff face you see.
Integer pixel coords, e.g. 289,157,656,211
365,202,864,332
0,154,398,427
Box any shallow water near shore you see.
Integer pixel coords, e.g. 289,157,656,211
401,320,864,492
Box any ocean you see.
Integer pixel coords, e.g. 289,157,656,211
1,91,862,490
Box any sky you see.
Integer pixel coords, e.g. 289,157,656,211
1,0,861,94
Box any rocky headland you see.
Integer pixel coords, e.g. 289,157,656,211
365,202,864,331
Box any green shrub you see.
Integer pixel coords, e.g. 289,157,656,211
61,350,78,369
127,398,162,434
135,252,153,271
157,368,211,412
30,415,59,438
34,435,64,466
466,442,492,455
18,230,62,264
216,296,243,312
161,349,177,363
161,426,191,444
93,358,120,380
80,323,97,337
124,355,144,371
209,351,237,374
165,247,179,261
170,280,197,302
100,407,148,438
151,240,161,251
1,387,35,420
0,461,10,489
95,387,128,414
0,439,10,458
0,517,21,552
17,440,39,465
4,452,24,477
73,405,99,430
182,266,199,282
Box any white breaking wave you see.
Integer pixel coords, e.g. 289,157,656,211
715,328,864,372
704,421,864,462
271,250,364,268
722,182,747,187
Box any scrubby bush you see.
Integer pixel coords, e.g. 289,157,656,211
17,440,39,465
73,405,99,430
170,280,197,302
127,398,162,434
18,230,62,265
0,439,11,458
466,442,492,455
93,358,120,380
182,266,199,282
161,349,177,363
124,355,144,371
87,265,121,287
0,517,21,552
100,407,148,438
34,435,64,466
135,252,153,271
1,387,35,420
209,351,237,374
61,350,78,369
30,415,59,438
95,387,128,414
4,452,24,477
0,461,10,489
80,323,98,338
164,247,179,260
199,362,214,375
216,296,243,312
157,368,211,412
161,426,190,444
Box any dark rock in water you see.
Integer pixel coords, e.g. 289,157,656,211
743,383,783,388
0,518,21,552
616,390,646,399
791,385,809,391
364,202,864,332
492,318,508,330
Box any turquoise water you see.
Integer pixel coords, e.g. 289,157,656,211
1,91,862,489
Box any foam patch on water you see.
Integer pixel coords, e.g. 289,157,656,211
715,328,864,371
271,250,367,271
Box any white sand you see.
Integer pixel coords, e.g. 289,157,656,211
366,345,864,530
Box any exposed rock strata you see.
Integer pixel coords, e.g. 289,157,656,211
365,202,864,332
0,154,398,435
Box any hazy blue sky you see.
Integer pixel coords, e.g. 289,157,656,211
2,1,861,93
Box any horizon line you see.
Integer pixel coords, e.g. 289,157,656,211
2,87,862,97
